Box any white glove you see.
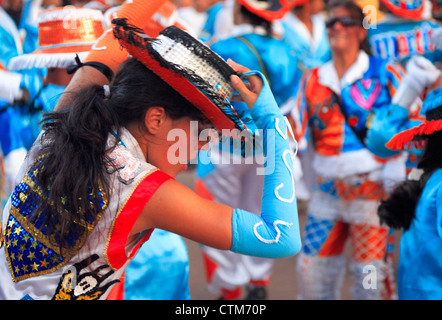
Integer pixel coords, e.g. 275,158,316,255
382,153,407,194
392,55,441,109
406,55,441,88
3,148,27,195
431,28,442,50
0,69,22,104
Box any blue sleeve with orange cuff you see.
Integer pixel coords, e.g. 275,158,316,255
366,103,410,158
230,71,301,258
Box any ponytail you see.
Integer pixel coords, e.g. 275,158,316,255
377,173,427,230
34,84,119,255
378,131,442,230
30,57,206,256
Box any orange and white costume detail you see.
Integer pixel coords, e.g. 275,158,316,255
286,50,409,300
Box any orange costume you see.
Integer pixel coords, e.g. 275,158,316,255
287,50,409,299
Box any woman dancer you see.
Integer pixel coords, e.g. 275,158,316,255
0,18,301,300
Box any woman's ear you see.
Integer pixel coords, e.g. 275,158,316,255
358,27,368,44
144,106,167,134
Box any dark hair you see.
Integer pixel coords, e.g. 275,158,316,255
33,57,207,256
378,0,389,13
327,0,372,55
240,5,273,35
378,130,442,230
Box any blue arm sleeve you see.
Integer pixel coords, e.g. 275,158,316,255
230,71,301,259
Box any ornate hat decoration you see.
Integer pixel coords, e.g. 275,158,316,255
379,0,425,20
237,0,291,21
112,18,251,136
386,88,442,151
8,6,104,70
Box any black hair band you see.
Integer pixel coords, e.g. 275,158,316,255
66,54,114,83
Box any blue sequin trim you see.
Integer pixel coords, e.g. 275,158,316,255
5,154,108,282
5,215,63,281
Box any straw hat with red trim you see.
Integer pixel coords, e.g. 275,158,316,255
379,0,425,20
386,88,442,151
112,18,251,135
236,0,292,21
8,6,104,70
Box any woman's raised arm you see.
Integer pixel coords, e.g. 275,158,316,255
136,65,302,259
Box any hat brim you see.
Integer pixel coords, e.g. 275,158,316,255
237,0,290,21
386,119,442,151
8,49,90,70
380,0,425,20
113,19,250,138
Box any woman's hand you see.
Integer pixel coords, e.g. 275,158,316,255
227,59,263,110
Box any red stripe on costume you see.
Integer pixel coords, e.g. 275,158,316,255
221,287,242,300
194,179,215,201
386,63,403,83
106,272,126,300
318,220,349,257
249,278,271,286
335,179,385,201
387,79,396,97
105,169,173,270
296,72,310,142
202,251,218,284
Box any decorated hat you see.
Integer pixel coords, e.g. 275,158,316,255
386,88,442,151
237,0,291,21
112,18,250,135
379,0,425,20
8,6,104,70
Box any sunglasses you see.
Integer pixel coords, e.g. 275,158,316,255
325,16,360,28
